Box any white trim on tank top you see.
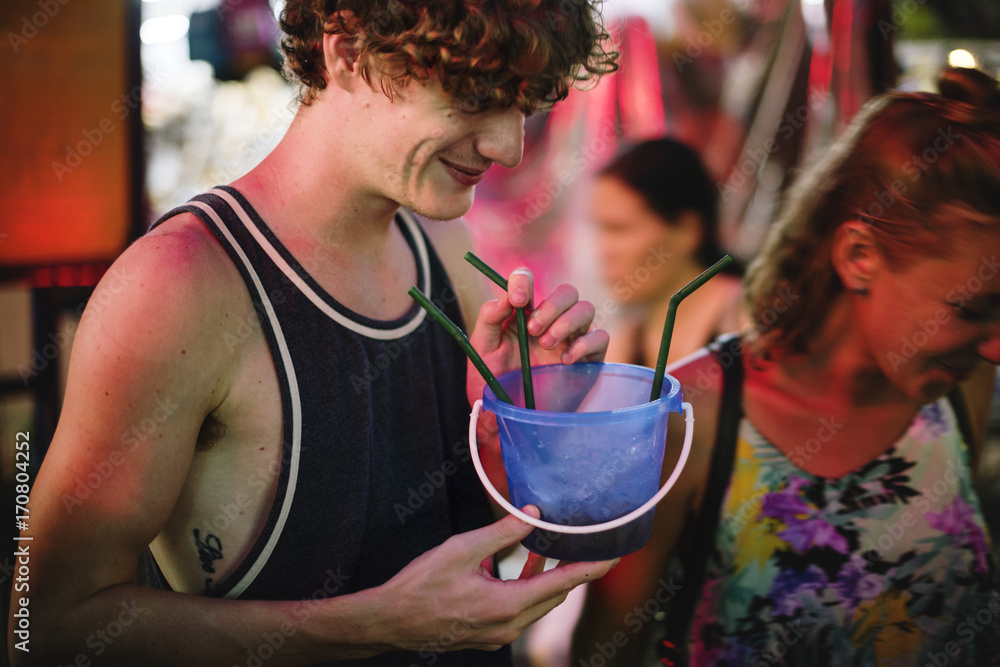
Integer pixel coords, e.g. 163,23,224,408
187,199,303,599
209,187,430,341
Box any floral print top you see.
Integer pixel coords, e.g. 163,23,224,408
689,399,1000,666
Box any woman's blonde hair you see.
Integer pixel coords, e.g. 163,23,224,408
743,67,1000,356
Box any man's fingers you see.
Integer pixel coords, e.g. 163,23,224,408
515,558,619,609
526,284,580,337
561,328,610,364
471,297,516,351
535,300,596,350
518,550,547,580
506,268,534,309
507,590,571,631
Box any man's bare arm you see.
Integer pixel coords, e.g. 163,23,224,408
10,219,614,666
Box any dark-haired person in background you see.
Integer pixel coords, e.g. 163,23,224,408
574,67,1000,665
589,138,744,367
8,2,620,666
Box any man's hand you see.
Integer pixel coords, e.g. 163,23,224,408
466,267,609,457
372,506,617,652
472,268,608,377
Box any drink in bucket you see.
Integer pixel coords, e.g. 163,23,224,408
469,362,693,561
412,252,724,561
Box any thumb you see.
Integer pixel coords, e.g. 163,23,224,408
470,505,539,560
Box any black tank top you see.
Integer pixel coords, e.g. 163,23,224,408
146,186,509,666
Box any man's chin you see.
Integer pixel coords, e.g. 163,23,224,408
407,193,475,222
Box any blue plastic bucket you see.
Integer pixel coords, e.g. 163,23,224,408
469,362,691,561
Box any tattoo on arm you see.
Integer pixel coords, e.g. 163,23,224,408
193,528,223,594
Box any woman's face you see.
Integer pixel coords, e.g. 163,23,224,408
861,219,1000,403
589,177,691,305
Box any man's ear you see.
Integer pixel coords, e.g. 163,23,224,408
832,220,884,294
322,27,362,92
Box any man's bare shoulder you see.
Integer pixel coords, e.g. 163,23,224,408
100,213,246,327
133,212,237,291
74,212,251,404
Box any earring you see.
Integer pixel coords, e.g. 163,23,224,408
851,287,869,296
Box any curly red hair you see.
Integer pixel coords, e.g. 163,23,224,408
279,0,618,113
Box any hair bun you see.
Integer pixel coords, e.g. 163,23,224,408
937,66,1000,108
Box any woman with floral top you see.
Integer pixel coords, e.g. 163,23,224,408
572,66,1000,666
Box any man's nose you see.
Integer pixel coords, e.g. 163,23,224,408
475,106,525,169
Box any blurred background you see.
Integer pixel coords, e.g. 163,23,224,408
2,0,1000,664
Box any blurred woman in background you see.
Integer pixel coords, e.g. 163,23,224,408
590,138,744,366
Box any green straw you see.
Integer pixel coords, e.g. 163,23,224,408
408,286,513,404
464,252,535,410
649,255,734,401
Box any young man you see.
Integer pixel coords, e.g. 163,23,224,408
11,2,618,665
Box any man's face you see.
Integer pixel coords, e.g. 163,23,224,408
350,73,526,221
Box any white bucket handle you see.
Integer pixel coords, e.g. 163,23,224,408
468,399,694,534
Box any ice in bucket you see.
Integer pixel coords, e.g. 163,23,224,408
474,362,688,561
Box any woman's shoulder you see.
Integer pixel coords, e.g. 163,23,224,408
667,334,743,404
663,336,746,514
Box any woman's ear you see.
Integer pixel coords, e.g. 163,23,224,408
832,220,883,294
322,25,363,92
